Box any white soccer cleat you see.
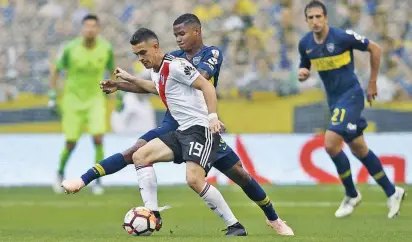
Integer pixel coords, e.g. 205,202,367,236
387,186,406,219
335,192,362,218
92,184,105,195
61,178,86,194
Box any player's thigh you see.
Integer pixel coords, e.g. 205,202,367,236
180,125,220,174
132,138,175,165
62,109,85,142
87,100,107,136
327,103,366,144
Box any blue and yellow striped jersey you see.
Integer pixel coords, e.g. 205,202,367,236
299,27,370,105
169,46,223,88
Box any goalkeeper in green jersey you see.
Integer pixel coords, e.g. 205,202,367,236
49,14,115,195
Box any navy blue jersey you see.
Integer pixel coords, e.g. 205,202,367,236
169,46,223,88
299,27,370,106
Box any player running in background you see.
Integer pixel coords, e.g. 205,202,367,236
63,28,248,236
59,13,294,236
298,1,406,219
49,14,115,195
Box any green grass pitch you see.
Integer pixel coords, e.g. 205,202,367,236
0,185,410,242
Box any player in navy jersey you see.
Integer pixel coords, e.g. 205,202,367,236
60,13,294,235
298,1,405,219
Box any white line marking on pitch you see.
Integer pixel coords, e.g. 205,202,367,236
0,201,410,208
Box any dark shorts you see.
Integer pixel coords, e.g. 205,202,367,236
158,125,220,173
140,110,240,172
327,90,368,143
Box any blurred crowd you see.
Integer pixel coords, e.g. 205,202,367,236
0,0,412,102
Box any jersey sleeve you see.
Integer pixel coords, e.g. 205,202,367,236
55,43,70,71
343,29,370,51
106,45,115,71
197,47,223,79
169,59,201,86
298,39,311,69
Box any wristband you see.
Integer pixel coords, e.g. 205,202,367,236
208,113,218,121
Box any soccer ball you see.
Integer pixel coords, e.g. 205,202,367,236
122,207,157,236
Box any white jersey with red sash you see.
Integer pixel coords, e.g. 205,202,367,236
150,54,209,131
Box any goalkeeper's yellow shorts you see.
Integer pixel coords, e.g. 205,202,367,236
61,99,107,141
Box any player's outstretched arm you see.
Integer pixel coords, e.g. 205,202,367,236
114,67,158,94
366,40,381,106
100,80,150,94
191,76,224,133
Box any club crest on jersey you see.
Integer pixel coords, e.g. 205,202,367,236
193,56,201,65
326,43,335,53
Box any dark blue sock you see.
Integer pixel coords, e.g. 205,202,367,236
241,178,278,221
331,151,358,198
81,153,128,185
359,150,396,197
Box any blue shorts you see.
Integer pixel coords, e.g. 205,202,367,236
327,89,368,143
140,110,239,172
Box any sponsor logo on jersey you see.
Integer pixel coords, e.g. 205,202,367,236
208,57,218,65
306,49,313,54
347,123,357,131
204,62,214,70
184,65,196,76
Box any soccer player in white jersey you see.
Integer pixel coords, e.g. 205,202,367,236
62,28,247,236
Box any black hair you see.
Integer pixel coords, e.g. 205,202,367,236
173,13,201,27
304,0,327,17
129,28,159,45
82,14,99,24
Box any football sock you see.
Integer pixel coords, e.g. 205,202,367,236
58,147,73,176
136,166,159,212
94,144,105,185
199,183,238,227
80,153,128,185
359,150,396,197
241,178,278,221
331,151,358,198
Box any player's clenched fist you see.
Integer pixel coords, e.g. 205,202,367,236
298,68,310,82
100,80,118,94
114,67,133,82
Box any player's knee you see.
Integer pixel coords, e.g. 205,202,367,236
349,144,369,159
93,135,103,145
324,140,341,157
66,141,76,151
122,139,147,162
224,162,251,187
132,150,149,166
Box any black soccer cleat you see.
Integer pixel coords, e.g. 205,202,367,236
224,222,248,236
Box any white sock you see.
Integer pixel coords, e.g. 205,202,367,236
136,166,158,211
199,183,238,227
